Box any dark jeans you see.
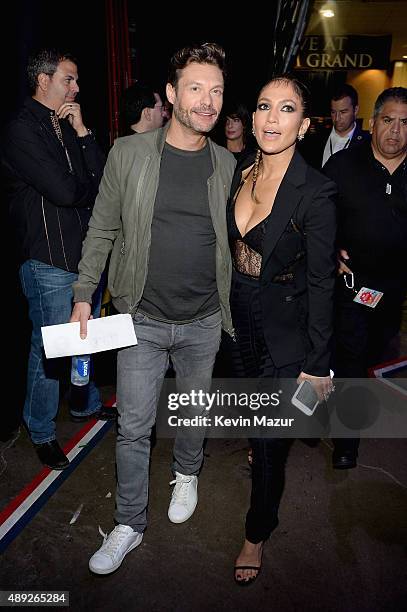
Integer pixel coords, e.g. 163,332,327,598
19,259,102,444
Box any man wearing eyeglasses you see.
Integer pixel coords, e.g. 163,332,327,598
121,82,165,135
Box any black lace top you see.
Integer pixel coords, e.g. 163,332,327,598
227,180,272,278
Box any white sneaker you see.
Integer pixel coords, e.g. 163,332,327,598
89,525,143,575
168,471,198,524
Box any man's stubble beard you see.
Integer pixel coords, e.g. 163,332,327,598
173,104,219,135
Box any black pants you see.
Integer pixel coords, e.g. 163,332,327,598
332,281,406,456
231,271,302,542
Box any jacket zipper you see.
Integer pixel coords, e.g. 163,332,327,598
207,175,236,340
130,156,151,311
56,208,69,270
41,196,54,266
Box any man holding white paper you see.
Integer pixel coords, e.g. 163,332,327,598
71,43,235,574
41,314,137,359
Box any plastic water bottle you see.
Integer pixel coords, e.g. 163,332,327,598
71,355,91,386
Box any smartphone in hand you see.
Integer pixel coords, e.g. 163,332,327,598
291,380,319,416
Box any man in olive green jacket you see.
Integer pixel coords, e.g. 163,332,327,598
71,43,235,575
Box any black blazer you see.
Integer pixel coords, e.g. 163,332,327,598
299,124,370,169
229,150,337,376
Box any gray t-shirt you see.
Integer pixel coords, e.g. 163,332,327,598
139,142,219,323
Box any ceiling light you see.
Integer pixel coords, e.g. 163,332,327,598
403,55,407,59
320,8,335,18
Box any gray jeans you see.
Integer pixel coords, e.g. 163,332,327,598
115,310,222,532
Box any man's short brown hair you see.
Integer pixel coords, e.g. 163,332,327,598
168,42,226,88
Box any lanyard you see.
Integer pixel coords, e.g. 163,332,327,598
330,136,350,157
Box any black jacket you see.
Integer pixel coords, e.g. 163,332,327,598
300,123,370,169
229,150,337,375
2,97,105,272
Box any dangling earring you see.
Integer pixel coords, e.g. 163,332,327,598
297,133,304,141
252,126,256,136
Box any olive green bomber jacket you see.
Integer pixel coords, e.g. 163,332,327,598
72,124,236,336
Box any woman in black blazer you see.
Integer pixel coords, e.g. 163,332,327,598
229,76,337,585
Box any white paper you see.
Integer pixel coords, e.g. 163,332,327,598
41,313,137,358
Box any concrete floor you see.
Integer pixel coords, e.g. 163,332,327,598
1,382,407,612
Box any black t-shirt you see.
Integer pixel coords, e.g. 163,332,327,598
139,142,219,322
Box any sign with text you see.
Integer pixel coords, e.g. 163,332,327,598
296,35,392,70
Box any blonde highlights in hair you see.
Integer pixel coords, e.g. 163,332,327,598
251,149,263,204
